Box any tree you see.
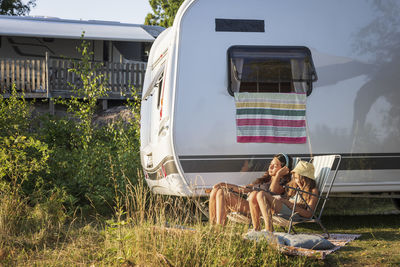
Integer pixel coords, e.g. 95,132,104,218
145,0,184,27
0,0,36,16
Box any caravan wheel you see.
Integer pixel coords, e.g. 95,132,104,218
193,198,209,221
392,198,400,211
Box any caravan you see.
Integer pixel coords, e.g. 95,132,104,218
140,0,400,205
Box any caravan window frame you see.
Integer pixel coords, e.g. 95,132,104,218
142,64,165,101
227,46,318,96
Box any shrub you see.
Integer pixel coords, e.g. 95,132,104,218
0,85,30,137
0,135,49,196
0,37,143,253
35,38,143,217
0,86,65,247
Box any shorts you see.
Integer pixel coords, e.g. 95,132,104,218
277,203,302,220
279,203,293,216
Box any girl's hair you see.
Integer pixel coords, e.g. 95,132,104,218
286,175,317,207
275,153,293,186
275,153,293,170
253,154,293,185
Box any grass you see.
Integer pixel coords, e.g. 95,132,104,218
321,214,400,266
287,198,400,266
0,222,311,266
0,186,399,266
319,198,400,266
2,215,398,266
323,197,398,216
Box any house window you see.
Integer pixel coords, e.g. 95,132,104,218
228,46,317,96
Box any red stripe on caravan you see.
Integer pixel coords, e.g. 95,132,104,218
159,64,168,120
237,136,307,143
236,118,306,127
161,165,167,178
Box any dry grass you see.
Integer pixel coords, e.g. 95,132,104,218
1,179,399,266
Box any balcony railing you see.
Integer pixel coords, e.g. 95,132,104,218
0,58,146,99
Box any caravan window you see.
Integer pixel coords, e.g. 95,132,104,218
228,46,317,96
142,65,164,101
156,73,164,109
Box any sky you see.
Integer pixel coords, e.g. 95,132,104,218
29,0,152,24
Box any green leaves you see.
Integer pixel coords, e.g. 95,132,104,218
40,38,143,216
0,0,36,16
0,85,30,137
55,39,109,150
0,134,49,195
145,0,185,27
0,36,142,220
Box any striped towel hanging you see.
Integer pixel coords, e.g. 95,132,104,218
234,92,307,144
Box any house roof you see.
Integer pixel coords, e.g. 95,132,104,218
0,15,164,42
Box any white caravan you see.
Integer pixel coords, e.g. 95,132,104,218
140,0,400,203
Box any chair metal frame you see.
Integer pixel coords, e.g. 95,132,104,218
272,154,342,238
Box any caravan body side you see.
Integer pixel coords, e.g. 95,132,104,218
140,0,400,197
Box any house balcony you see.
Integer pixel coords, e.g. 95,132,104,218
0,57,146,100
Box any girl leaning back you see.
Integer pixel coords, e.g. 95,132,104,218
209,153,293,226
248,160,318,232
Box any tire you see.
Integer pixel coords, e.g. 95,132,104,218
392,198,400,211
193,198,209,220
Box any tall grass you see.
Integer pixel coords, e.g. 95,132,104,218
101,178,311,266
1,175,315,266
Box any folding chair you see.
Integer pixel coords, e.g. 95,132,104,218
272,154,341,238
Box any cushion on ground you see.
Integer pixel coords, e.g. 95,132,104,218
244,231,335,250
243,230,285,245
274,233,335,250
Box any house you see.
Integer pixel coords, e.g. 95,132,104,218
0,15,164,108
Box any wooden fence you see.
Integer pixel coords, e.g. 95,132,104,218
0,58,146,98
0,59,47,94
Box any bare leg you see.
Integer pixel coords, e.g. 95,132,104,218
215,188,250,226
260,192,283,215
248,191,261,230
257,192,274,232
224,190,250,215
209,188,218,225
215,189,226,225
